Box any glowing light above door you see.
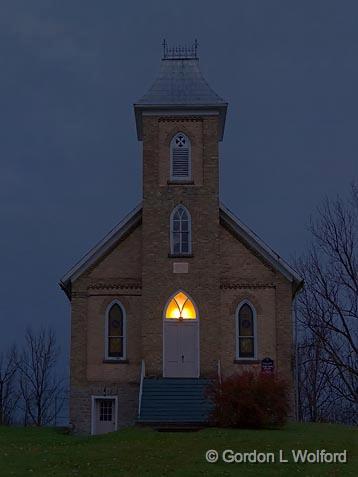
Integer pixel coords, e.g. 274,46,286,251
165,292,196,320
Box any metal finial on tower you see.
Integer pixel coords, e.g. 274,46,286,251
162,39,199,59
162,39,167,58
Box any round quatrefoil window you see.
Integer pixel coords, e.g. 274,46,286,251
175,135,186,147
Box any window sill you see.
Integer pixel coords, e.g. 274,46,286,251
167,180,194,185
168,253,193,258
103,359,129,364
234,359,260,365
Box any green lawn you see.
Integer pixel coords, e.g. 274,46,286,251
0,423,356,476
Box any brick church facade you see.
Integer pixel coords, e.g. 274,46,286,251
60,45,302,435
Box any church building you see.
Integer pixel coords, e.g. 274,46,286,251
60,43,302,435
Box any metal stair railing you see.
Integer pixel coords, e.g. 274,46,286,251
138,359,145,418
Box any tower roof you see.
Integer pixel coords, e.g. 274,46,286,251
134,42,228,140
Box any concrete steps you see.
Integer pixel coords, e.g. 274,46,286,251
138,378,213,425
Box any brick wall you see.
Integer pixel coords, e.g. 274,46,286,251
71,383,139,434
141,115,221,377
68,113,296,433
69,223,142,433
219,225,295,413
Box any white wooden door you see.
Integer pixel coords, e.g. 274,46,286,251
94,399,116,435
164,321,199,377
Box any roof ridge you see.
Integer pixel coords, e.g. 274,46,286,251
60,203,142,288
219,202,302,288
60,202,302,300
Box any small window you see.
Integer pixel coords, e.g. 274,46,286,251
170,132,191,180
236,302,256,359
100,400,113,421
105,301,126,360
170,205,192,255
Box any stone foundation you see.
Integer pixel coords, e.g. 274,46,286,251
70,382,139,434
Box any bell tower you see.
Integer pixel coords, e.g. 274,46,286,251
134,41,228,377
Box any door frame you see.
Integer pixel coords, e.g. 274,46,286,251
91,395,118,435
162,290,200,378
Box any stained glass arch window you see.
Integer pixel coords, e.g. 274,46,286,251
236,301,256,359
105,301,126,360
165,291,197,320
170,205,192,255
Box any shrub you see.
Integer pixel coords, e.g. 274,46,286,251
208,371,289,428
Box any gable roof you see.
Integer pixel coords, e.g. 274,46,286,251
60,202,303,300
59,204,142,298
219,203,303,292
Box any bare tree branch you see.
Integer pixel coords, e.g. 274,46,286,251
17,327,64,426
296,183,358,423
0,346,19,425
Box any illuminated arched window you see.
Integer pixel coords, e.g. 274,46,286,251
105,301,126,360
236,301,256,359
170,205,191,255
170,132,191,181
165,291,197,320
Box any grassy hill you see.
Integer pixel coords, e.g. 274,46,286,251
0,423,356,476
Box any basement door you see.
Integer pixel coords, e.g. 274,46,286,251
92,397,117,435
163,321,199,377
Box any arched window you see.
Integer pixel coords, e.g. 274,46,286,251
105,301,126,360
170,205,191,255
165,291,197,320
236,301,256,359
170,132,191,181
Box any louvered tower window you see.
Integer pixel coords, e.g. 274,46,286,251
170,133,191,181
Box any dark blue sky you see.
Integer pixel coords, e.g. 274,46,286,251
1,1,357,371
